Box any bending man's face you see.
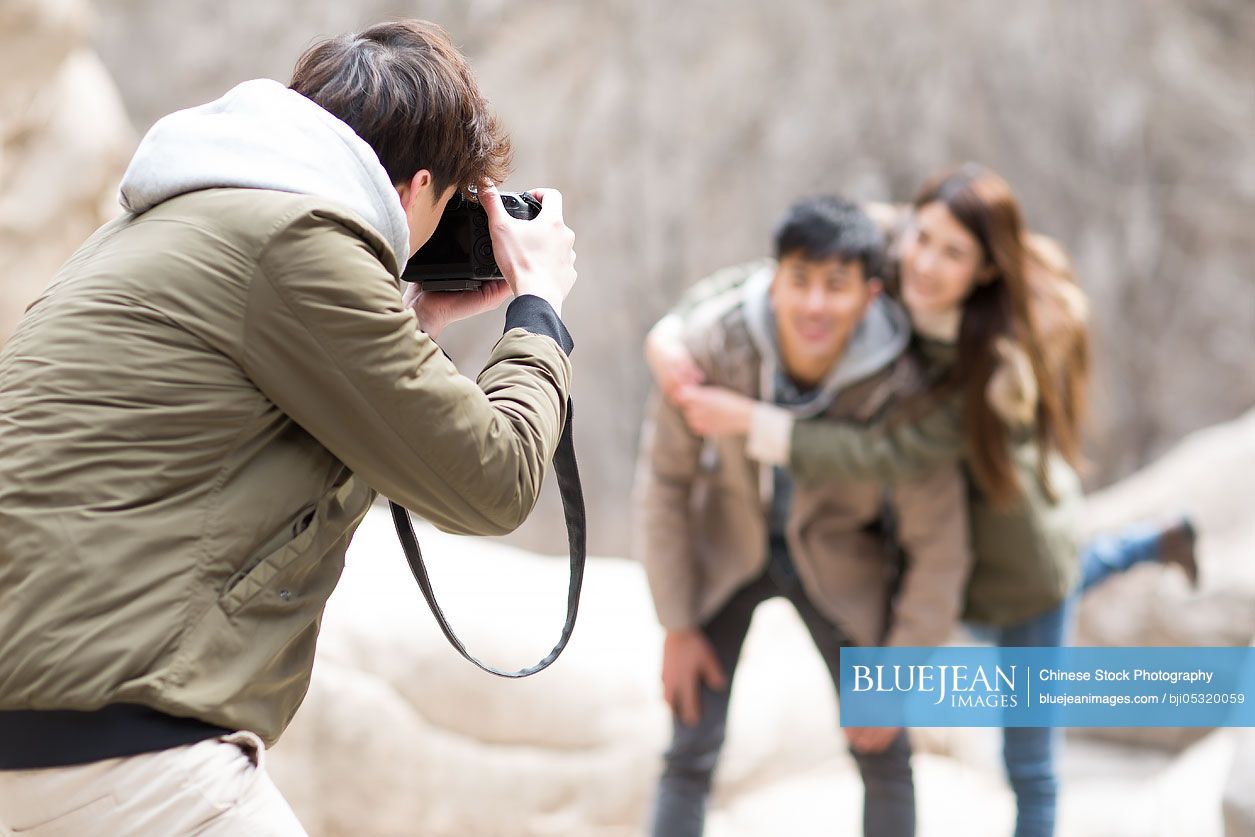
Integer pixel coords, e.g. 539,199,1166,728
770,254,880,380
397,169,460,257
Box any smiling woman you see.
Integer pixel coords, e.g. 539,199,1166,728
903,165,1089,511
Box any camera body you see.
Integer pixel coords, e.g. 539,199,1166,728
401,191,541,291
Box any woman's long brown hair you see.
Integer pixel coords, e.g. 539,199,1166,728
916,164,1089,507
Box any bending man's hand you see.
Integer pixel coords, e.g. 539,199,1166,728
405,279,512,339
843,726,901,754
661,629,727,727
676,385,756,437
481,183,577,317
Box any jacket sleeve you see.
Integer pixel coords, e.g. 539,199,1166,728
241,210,572,537
882,461,972,647
784,392,965,484
632,392,704,630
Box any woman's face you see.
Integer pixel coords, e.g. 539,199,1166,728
900,201,987,318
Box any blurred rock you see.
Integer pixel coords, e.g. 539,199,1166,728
1072,408,1255,749
1224,724,1255,836
1222,642,1255,837
268,506,1239,836
0,0,132,343
268,509,848,836
1078,405,1255,648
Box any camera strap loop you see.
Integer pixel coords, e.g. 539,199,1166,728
388,398,585,678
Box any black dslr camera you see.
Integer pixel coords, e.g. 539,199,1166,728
401,191,541,291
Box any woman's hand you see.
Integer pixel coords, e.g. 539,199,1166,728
676,385,756,437
405,279,512,339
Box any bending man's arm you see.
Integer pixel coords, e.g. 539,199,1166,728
243,211,572,537
633,392,705,631
882,462,973,648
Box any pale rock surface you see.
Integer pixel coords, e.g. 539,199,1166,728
1223,714,1255,836
1080,407,1255,646
0,0,132,344
268,506,1240,836
1074,407,1255,749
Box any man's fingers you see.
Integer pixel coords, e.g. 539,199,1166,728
479,279,511,308
846,727,898,754
478,182,507,224
663,681,680,719
530,188,564,221
701,655,727,691
870,728,900,752
679,680,702,727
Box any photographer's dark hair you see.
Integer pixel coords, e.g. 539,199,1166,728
290,20,512,196
773,195,884,279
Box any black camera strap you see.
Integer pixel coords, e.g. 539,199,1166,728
388,399,585,678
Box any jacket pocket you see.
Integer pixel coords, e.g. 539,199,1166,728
218,484,345,617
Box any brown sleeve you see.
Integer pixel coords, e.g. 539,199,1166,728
632,392,705,630
882,461,973,647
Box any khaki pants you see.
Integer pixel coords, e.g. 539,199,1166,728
0,731,306,836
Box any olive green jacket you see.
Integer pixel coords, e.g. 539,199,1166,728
0,188,571,744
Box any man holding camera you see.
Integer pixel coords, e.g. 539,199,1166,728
0,20,575,835
634,196,971,837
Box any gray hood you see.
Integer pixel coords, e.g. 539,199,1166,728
740,263,912,417
118,79,409,267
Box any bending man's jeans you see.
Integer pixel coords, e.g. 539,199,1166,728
650,543,915,837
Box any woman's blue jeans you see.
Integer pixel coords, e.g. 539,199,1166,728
971,522,1164,837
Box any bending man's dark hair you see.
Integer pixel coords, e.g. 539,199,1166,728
773,195,885,279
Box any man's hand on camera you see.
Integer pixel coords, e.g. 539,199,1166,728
404,278,512,340
661,628,727,727
480,183,577,317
